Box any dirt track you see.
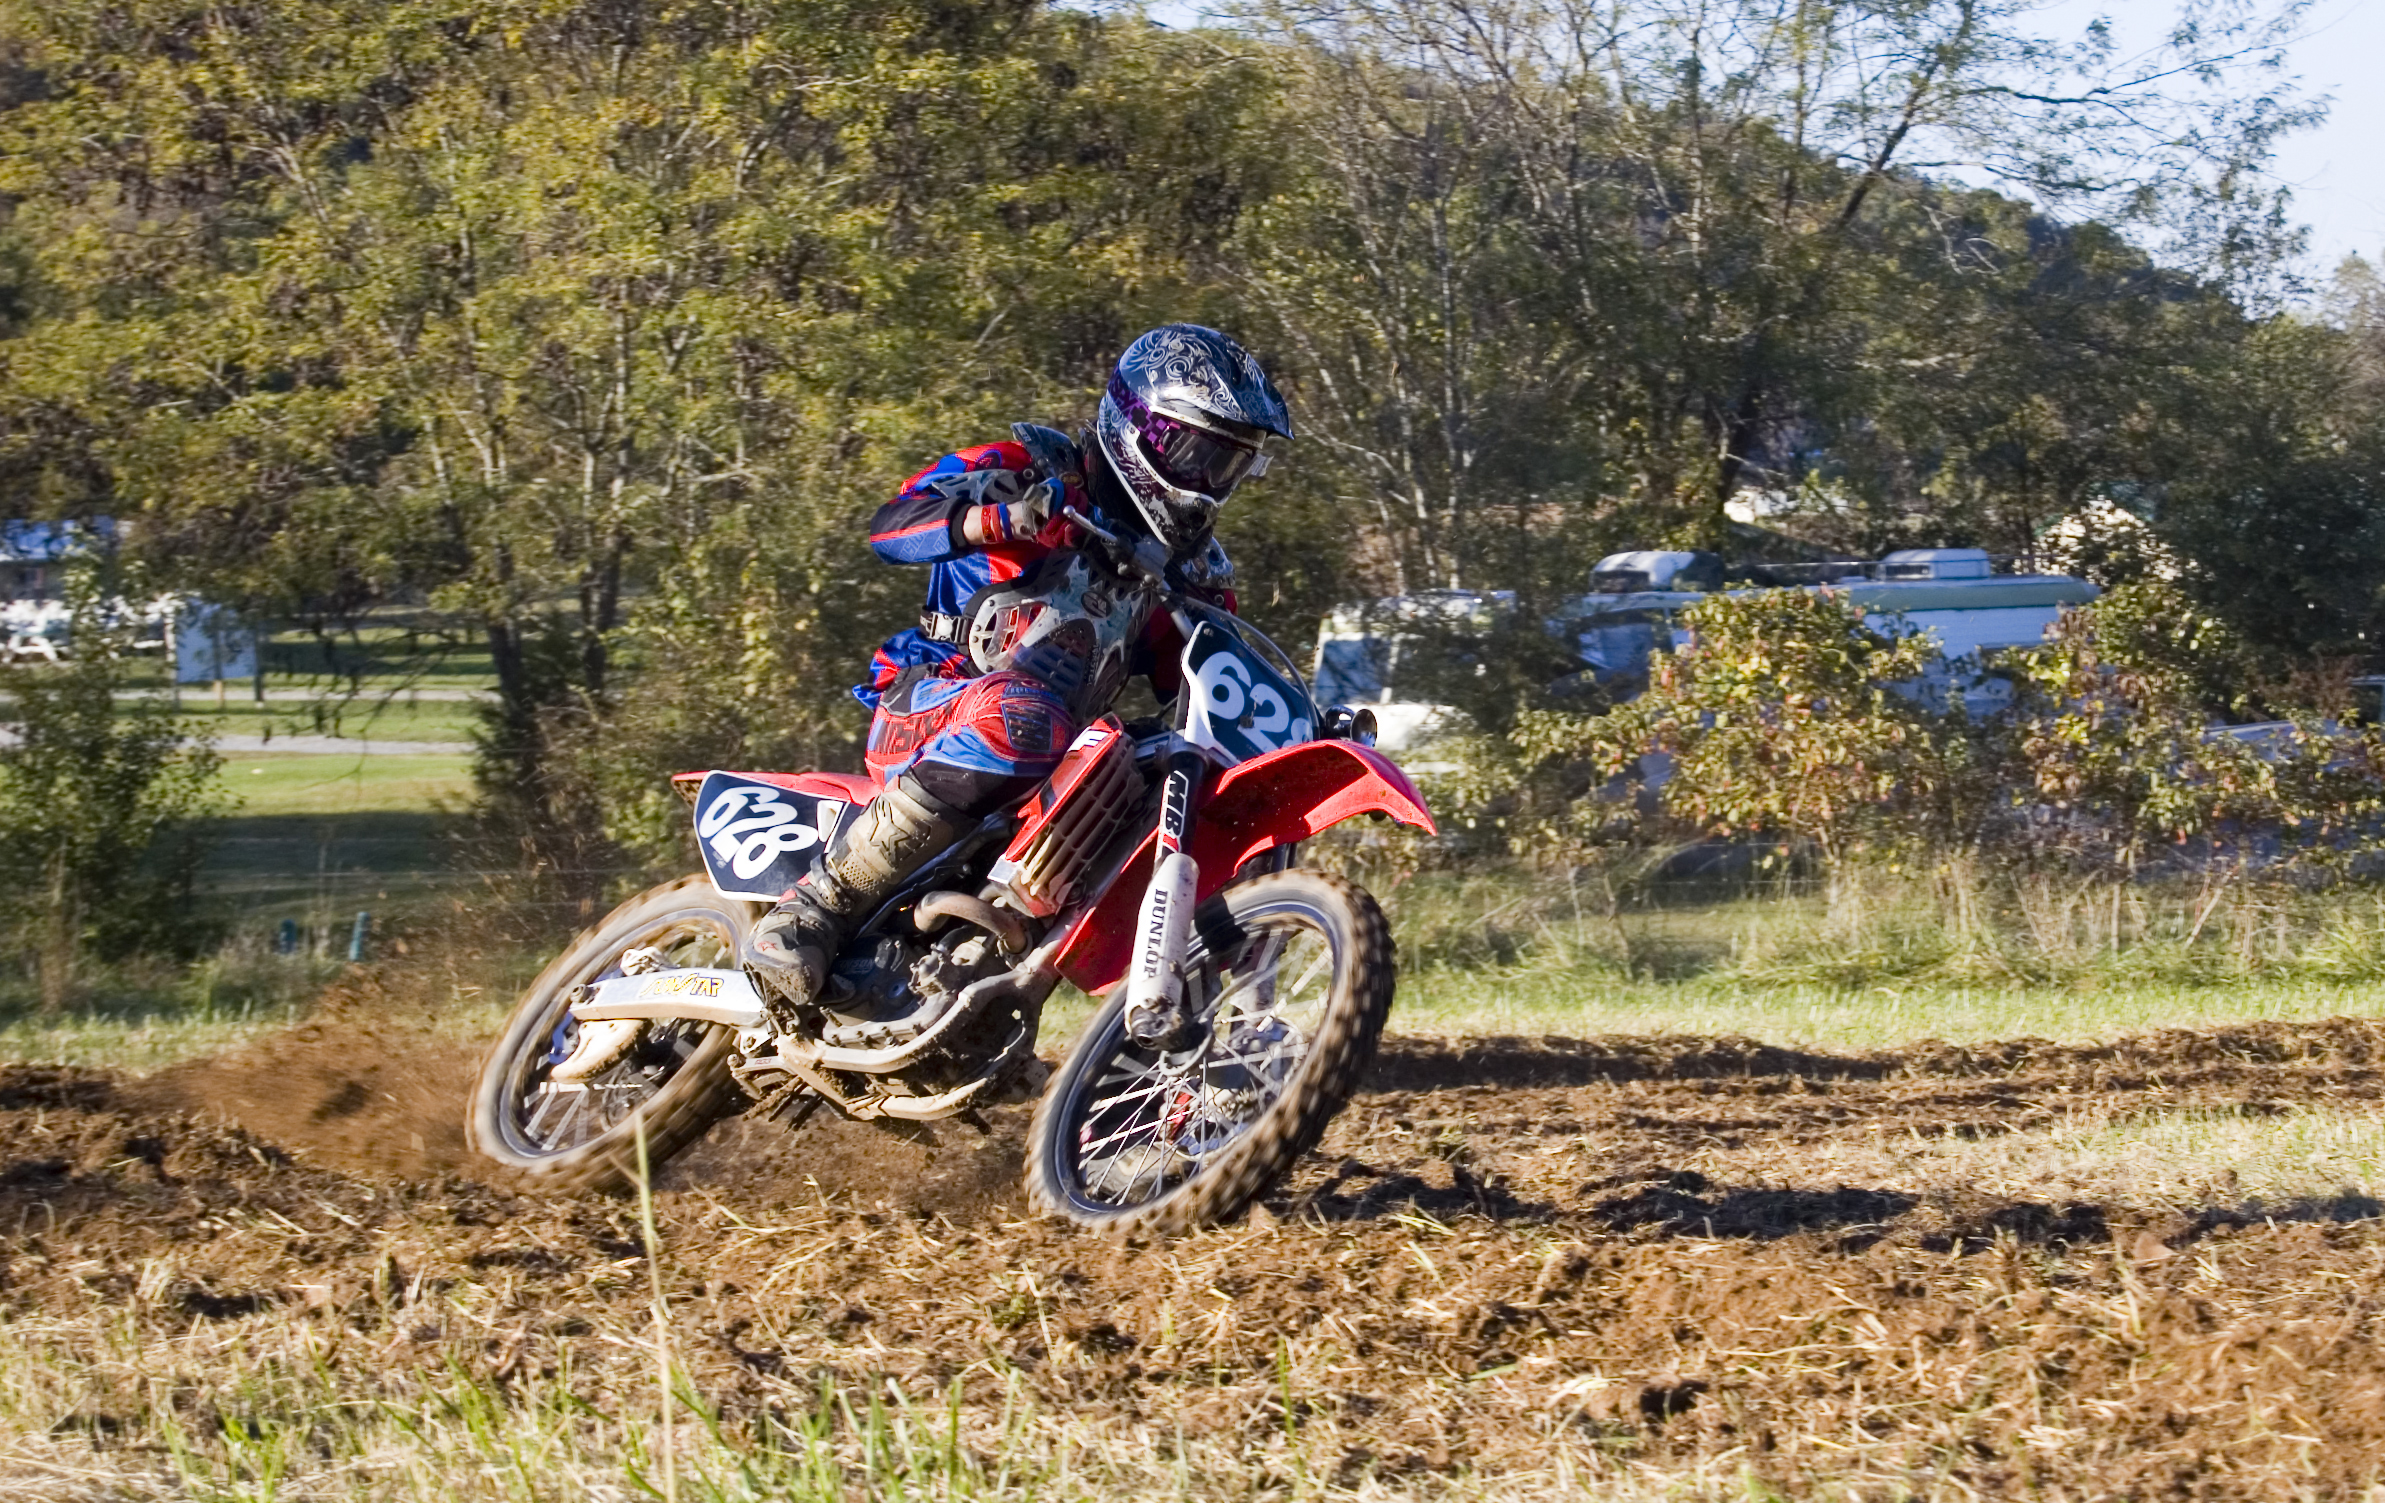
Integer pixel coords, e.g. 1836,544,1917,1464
14,1013,2385,1495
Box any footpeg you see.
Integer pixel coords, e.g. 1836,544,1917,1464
993,1056,1053,1105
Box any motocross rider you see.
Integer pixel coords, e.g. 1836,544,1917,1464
744,324,1293,1045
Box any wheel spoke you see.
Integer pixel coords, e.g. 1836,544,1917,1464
1079,1083,1176,1159
1276,945,1330,1005
503,915,731,1158
524,1086,572,1139
547,1086,593,1144
1081,1070,1182,1121
1065,906,1335,1211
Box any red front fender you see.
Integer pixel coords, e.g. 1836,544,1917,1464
1050,740,1436,993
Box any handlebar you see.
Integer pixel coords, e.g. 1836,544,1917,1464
1061,504,1317,710
1064,505,1195,636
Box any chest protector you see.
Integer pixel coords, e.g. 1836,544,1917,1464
964,551,1156,720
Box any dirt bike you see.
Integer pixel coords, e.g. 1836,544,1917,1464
466,524,1433,1235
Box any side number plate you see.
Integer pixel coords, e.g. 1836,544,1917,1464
691,772,847,900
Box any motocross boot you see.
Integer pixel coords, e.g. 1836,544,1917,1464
746,775,964,1006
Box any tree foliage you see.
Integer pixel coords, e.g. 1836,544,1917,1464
0,608,227,1006
1461,583,2385,880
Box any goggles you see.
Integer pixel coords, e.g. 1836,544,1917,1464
1110,374,1270,496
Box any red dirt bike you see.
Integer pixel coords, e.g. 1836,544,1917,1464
466,543,1433,1235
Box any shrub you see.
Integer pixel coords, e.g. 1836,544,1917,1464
1442,579,2385,886
1483,587,1982,867
2006,583,2385,874
0,616,230,1009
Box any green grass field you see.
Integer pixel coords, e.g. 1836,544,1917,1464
1392,967,2385,1047
217,749,476,814
207,751,477,923
177,692,481,746
0,748,484,1066
112,620,501,697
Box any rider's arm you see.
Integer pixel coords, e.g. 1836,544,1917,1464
868,442,1061,564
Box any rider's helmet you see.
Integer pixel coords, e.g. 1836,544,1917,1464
1093,324,1292,555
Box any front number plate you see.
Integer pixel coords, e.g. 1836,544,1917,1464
1182,622,1314,766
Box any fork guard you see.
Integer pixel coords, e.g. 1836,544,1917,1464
1049,740,1435,994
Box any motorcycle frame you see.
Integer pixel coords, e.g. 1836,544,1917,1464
642,545,1436,1121
665,728,1436,992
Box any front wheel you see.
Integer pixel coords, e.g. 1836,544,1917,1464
467,876,752,1193
1026,868,1395,1236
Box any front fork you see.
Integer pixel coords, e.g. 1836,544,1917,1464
1122,748,1205,1037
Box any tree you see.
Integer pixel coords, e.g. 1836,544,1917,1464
0,0,1289,863
0,607,227,1008
1237,0,2315,577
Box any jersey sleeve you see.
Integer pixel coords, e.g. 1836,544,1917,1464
851,628,969,710
868,441,1034,565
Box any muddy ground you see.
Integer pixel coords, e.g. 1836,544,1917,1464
14,1006,2385,1496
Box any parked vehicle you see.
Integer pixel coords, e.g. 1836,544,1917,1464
0,600,69,663
467,525,1434,1236
1312,548,2100,750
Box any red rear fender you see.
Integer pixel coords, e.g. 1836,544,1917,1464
672,769,881,805
1051,740,1435,993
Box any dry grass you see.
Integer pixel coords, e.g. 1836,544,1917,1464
1381,865,2385,1048
1629,1101,2385,1230
0,1300,1758,1501
22,863,2385,1497
12,1183,2385,1503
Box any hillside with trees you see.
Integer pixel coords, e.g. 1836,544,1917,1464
0,0,2366,859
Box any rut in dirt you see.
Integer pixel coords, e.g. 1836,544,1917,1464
110,1010,2385,1219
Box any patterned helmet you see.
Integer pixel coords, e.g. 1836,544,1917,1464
1093,325,1292,554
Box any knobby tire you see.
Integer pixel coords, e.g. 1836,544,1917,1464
466,875,750,1194
1024,868,1396,1237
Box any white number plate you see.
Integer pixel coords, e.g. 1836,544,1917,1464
1181,622,1314,765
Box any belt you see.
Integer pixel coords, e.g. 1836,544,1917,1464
919,610,968,644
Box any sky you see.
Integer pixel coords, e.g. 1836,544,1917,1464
2029,0,2385,280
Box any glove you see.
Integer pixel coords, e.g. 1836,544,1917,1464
955,475,1068,547
1002,477,1060,541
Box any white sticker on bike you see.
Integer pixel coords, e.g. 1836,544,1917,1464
1199,652,1251,723
1249,683,1291,737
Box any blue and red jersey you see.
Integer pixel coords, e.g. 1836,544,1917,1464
854,439,1234,713
856,440,1057,708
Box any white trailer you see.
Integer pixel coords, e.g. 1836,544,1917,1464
1311,549,2100,753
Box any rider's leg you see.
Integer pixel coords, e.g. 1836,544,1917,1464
748,673,1076,1001
745,773,966,997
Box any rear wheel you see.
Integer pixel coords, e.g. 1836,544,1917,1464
1025,868,1394,1236
467,876,752,1193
